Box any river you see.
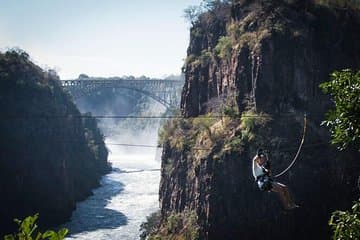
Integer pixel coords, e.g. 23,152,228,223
64,139,161,239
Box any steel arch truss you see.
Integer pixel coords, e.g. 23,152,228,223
61,78,183,109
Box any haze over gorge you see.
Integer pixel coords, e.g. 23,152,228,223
0,1,360,240
63,75,173,239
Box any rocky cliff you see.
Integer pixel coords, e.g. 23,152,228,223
0,50,110,235
154,1,360,239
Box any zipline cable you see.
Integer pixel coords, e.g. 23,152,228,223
273,113,307,178
0,112,324,119
60,139,326,153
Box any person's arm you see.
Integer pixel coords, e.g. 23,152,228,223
252,156,257,179
257,157,270,174
263,156,272,175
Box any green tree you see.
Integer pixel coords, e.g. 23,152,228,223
320,69,360,239
183,5,202,26
329,199,360,240
3,214,68,240
319,69,360,151
201,0,230,11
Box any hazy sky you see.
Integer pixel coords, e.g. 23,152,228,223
0,0,202,79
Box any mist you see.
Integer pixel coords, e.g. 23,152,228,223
73,88,167,170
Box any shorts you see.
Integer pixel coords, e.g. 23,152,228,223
257,175,273,191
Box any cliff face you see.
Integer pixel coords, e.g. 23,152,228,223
182,0,360,119
0,50,110,235
156,1,360,240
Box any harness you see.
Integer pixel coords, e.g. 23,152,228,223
256,157,273,191
256,174,273,192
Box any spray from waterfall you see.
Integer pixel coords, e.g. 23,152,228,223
74,88,167,171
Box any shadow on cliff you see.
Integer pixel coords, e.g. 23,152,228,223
63,173,128,236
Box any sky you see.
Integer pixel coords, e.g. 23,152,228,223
0,0,202,79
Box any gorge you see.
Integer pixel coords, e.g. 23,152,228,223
1,1,359,239
0,50,179,239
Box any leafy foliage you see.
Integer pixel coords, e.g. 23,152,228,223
166,213,182,234
240,110,271,142
148,211,199,240
140,211,161,240
183,0,231,26
201,0,231,12
329,200,360,240
214,36,232,60
183,5,203,26
158,117,194,151
3,214,68,240
159,112,221,153
319,69,360,150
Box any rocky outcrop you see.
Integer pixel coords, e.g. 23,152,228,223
181,0,360,120
0,50,110,235
156,1,360,240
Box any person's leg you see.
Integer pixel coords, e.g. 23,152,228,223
271,182,298,209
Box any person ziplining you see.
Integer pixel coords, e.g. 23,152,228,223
252,149,299,210
252,114,307,210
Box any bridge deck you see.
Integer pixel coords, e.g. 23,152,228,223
61,79,184,87
61,78,184,108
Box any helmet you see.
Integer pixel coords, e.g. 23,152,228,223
257,148,265,158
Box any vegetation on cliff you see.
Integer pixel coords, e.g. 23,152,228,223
144,210,200,240
0,49,110,235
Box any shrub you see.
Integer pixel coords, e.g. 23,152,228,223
329,199,360,240
159,114,219,152
191,28,203,38
140,211,161,240
227,22,243,42
273,22,286,34
224,135,244,153
199,50,213,66
158,118,195,151
183,54,201,68
240,110,271,142
184,54,196,65
3,214,68,240
214,36,233,60
319,69,360,151
223,105,238,117
166,213,182,234
161,210,199,240
192,114,217,140
183,5,203,26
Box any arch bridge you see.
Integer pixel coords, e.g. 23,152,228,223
61,78,184,109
